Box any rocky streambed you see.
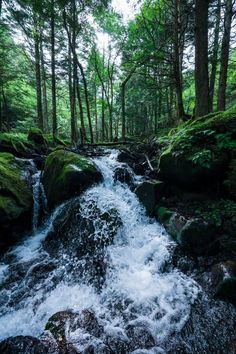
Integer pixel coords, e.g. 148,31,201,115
0,147,235,354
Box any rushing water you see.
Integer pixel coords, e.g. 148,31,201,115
0,150,235,353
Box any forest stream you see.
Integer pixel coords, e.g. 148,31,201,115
0,149,235,354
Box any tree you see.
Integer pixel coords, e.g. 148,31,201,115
217,0,234,111
194,0,210,117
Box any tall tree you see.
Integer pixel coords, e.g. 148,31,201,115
217,0,234,111
209,0,221,111
195,0,210,117
51,0,57,139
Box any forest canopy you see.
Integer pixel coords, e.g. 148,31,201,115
0,0,236,143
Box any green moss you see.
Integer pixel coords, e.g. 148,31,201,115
28,128,46,145
0,132,32,156
42,149,102,208
156,206,174,223
0,153,32,221
158,107,236,188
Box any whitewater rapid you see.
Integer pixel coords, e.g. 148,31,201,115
0,150,200,350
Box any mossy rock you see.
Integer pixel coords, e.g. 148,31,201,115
28,128,47,146
0,153,33,248
158,107,236,190
135,180,165,216
0,132,33,158
155,206,174,224
42,149,102,209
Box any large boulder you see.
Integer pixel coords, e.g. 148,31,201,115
135,180,165,215
165,213,216,256
0,153,33,249
43,198,122,286
211,261,236,306
158,107,236,190
42,149,102,209
159,148,228,189
0,336,50,354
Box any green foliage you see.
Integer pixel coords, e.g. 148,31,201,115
0,152,32,220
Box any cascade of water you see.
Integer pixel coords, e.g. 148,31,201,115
32,171,41,234
0,150,235,353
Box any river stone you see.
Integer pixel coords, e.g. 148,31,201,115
0,153,33,249
135,180,165,216
114,166,133,185
166,214,216,256
212,262,236,306
0,336,49,354
42,149,102,209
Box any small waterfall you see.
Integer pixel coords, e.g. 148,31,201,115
0,150,235,353
32,171,41,234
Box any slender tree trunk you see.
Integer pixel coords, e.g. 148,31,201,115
209,0,221,111
76,74,86,143
40,31,49,132
77,62,94,143
121,83,126,140
68,35,77,145
217,0,233,111
173,0,185,119
71,2,78,145
101,88,105,141
154,97,158,134
94,82,98,142
51,0,57,139
195,0,210,117
34,15,44,131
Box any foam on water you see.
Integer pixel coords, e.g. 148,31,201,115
0,150,200,346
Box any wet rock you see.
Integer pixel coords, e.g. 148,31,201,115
135,180,165,216
42,149,102,209
213,263,236,306
43,199,121,286
126,323,155,350
0,335,49,354
114,167,133,186
0,153,33,250
79,309,103,338
166,213,216,256
118,149,146,175
155,206,174,224
179,219,216,256
45,310,78,341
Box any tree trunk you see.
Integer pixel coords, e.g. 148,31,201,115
173,0,185,119
209,0,221,111
68,35,77,145
0,0,2,17
217,0,233,111
51,0,57,139
40,31,49,132
77,61,94,143
71,2,78,145
195,0,210,117
76,74,86,143
101,88,105,141
34,14,44,131
94,82,98,142
0,89,2,131
121,82,126,140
